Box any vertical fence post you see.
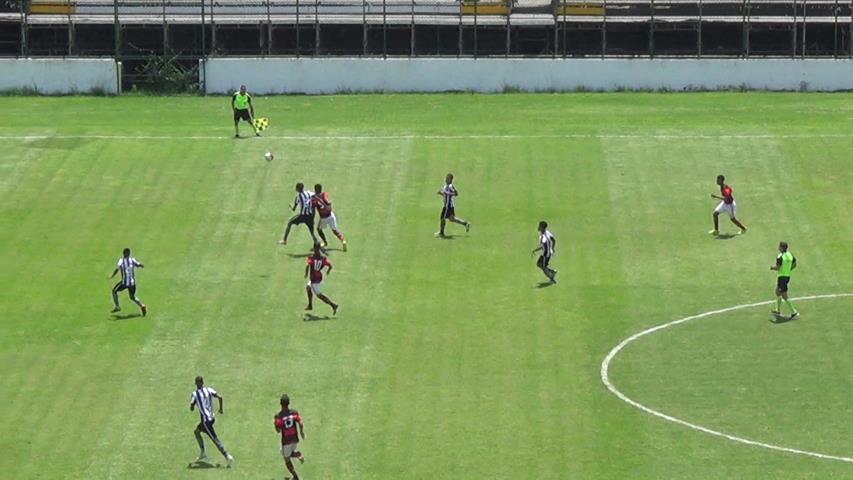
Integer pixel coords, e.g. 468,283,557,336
849,0,852,58
552,0,557,59
314,0,319,55
410,0,415,56
833,0,838,57
20,0,27,57
562,0,567,57
507,0,512,58
697,0,702,57
114,0,121,59
211,0,216,56
742,0,749,57
163,0,167,54
473,0,477,57
201,0,206,57
361,0,366,55
266,0,272,55
67,0,73,55
801,0,806,57
649,0,654,57
790,0,796,57
382,0,386,57
296,0,300,56
601,0,606,57
457,0,462,56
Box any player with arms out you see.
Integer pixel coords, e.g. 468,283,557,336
770,241,799,320
279,182,317,246
709,174,747,235
436,173,471,238
109,247,147,316
274,394,305,480
531,221,557,283
189,376,234,467
305,243,339,315
231,84,259,138
312,183,348,252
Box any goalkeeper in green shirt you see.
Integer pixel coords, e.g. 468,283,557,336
771,241,798,320
232,85,259,138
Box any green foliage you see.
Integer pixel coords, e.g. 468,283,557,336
0,0,23,12
135,51,199,94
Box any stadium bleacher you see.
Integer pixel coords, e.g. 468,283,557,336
0,0,850,60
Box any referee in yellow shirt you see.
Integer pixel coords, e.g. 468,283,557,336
232,85,259,138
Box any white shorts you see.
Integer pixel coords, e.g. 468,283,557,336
317,213,339,231
714,201,737,219
281,443,299,460
307,281,322,295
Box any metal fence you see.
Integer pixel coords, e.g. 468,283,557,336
1,0,852,58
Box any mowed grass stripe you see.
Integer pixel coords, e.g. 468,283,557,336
80,140,248,478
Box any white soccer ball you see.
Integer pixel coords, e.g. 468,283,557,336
264,152,274,162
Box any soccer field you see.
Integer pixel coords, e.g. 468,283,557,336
2,93,853,480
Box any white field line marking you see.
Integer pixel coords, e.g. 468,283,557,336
601,293,853,464
2,133,853,141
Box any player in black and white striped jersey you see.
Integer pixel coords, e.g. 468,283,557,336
531,221,557,284
279,182,317,246
436,173,471,238
109,247,147,316
190,376,234,467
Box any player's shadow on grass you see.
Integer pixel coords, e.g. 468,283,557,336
535,281,555,289
303,313,334,322
713,233,737,240
770,313,798,324
187,460,219,469
111,313,142,321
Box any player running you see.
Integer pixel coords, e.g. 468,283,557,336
709,174,747,235
274,394,305,480
531,221,557,283
109,247,147,316
305,243,339,315
770,241,799,320
312,183,348,252
279,182,317,246
189,376,234,467
436,173,471,238
231,84,259,138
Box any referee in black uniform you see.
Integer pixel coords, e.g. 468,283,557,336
279,183,317,246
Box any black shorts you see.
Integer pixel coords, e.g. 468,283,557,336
537,255,550,269
234,109,252,123
440,206,455,220
197,419,219,439
113,282,137,297
289,214,314,226
777,276,790,293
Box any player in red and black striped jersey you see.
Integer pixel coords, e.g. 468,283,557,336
305,243,339,315
274,394,305,480
312,183,347,252
709,174,747,235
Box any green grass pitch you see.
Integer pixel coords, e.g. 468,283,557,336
1,93,852,479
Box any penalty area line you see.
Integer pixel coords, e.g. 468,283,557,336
600,292,853,464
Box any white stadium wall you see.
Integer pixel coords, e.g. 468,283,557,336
0,59,118,94
202,58,853,94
